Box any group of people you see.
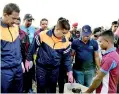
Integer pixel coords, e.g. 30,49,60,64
1,3,119,93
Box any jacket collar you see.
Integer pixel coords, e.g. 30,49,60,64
46,29,66,42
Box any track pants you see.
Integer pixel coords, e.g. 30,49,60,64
58,64,68,93
1,65,23,93
36,65,59,93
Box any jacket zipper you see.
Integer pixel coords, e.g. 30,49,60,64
53,43,56,49
8,27,13,42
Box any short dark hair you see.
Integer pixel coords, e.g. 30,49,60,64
40,18,48,24
93,27,101,34
58,17,65,21
3,3,20,15
112,21,118,25
57,17,70,30
100,30,114,43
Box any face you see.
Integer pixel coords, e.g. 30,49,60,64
62,29,69,34
93,34,99,40
76,32,80,38
4,11,19,26
55,24,69,37
82,34,91,43
112,24,118,32
40,20,48,30
56,28,68,35
15,18,20,26
72,26,77,31
98,36,108,50
24,19,32,27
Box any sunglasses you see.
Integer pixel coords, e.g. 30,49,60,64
27,19,32,22
114,26,118,27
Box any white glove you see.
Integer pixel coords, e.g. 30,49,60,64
21,62,25,73
29,61,33,69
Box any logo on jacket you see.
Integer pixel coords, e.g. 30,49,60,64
63,46,71,54
89,46,93,49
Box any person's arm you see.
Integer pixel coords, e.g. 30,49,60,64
85,58,117,93
19,30,30,62
71,49,75,62
85,71,105,93
63,40,77,83
25,34,30,55
63,45,73,83
94,51,100,70
26,35,41,61
71,40,77,62
63,45,72,72
25,35,41,71
93,40,101,70
19,31,25,73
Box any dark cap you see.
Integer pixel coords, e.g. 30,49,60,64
24,14,34,20
81,25,92,36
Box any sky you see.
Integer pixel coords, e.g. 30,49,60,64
0,0,119,29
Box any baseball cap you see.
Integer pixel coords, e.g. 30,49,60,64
81,25,92,36
24,14,34,20
72,23,78,27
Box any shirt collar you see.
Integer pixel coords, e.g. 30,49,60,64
0,18,8,27
79,37,82,40
21,25,32,29
46,29,66,42
103,47,116,55
78,36,92,42
40,28,43,31
40,28,48,31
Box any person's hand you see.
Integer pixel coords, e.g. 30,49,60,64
67,71,74,83
25,60,30,72
21,62,25,73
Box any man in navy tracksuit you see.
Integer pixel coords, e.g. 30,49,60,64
25,17,73,93
1,3,23,93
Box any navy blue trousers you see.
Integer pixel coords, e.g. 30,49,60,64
1,65,23,93
36,65,59,93
58,64,68,93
